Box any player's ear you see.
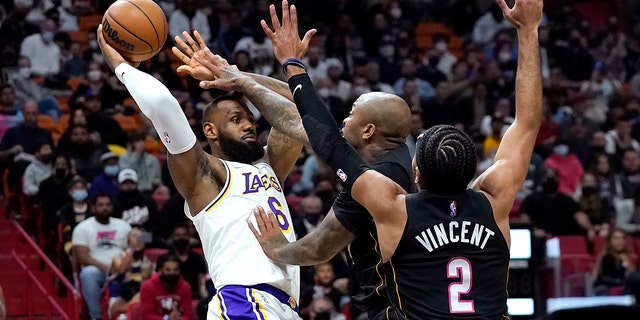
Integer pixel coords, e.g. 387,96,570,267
362,123,375,140
414,166,422,186
203,121,217,140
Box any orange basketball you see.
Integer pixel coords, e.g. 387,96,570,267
102,0,167,62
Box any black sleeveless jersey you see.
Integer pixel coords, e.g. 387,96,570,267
334,144,413,319
384,190,510,320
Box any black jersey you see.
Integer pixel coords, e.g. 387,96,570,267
385,190,510,320
334,145,413,319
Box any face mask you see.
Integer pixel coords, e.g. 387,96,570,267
498,51,511,63
305,213,322,225
40,154,53,164
379,45,395,58
582,186,597,196
315,311,332,320
87,70,102,82
390,7,402,19
160,274,180,288
174,238,189,251
88,40,98,49
542,178,559,194
104,165,119,177
318,88,331,99
71,190,88,202
553,145,569,157
18,67,31,78
42,31,54,43
435,41,448,52
55,168,67,180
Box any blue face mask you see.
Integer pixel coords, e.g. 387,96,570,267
71,190,88,202
553,145,569,157
104,165,119,177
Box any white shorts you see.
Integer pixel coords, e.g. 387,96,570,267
207,284,301,320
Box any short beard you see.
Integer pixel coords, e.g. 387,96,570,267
218,130,265,164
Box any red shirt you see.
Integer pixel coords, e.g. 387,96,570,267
140,273,193,320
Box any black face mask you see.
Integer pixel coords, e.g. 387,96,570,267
174,238,190,251
40,154,53,164
305,213,322,226
160,274,180,288
315,311,331,320
133,250,145,260
55,168,67,180
542,178,559,194
582,186,597,196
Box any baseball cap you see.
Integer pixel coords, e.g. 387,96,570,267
117,168,138,183
100,152,118,163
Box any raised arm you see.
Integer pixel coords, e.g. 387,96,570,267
97,25,225,214
173,31,307,181
472,0,544,223
261,1,406,260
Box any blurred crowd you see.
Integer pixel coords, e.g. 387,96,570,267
3,0,640,319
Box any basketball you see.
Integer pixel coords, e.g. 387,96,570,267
102,0,168,62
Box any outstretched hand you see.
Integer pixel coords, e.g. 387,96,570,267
247,206,289,261
96,24,139,71
496,0,543,31
172,31,215,81
260,0,316,65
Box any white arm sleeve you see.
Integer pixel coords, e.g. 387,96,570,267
115,63,197,154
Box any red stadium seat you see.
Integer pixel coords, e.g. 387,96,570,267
145,248,169,266
556,235,590,255
127,301,142,320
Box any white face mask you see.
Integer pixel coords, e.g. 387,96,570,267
87,70,102,82
379,45,395,58
318,88,331,98
42,31,54,43
390,7,402,19
18,67,31,78
435,41,448,52
498,51,511,63
88,40,98,49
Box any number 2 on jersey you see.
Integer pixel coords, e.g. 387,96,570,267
267,197,291,234
447,257,474,313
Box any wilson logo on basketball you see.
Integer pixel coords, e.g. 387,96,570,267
102,19,134,51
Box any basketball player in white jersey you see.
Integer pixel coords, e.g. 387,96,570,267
97,23,311,319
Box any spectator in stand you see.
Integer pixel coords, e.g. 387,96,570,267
471,2,511,48
307,296,346,320
576,172,611,238
302,44,330,83
593,228,637,296
19,18,61,86
544,140,585,196
311,262,345,313
167,223,208,300
613,187,640,236
112,169,161,244
58,176,91,282
37,153,74,257
293,195,325,240
107,228,153,319
617,149,640,199
520,168,596,240
363,59,395,94
81,90,127,147
140,253,193,320
65,124,109,182
71,194,131,320
69,61,129,121
118,130,162,195
57,107,90,152
22,141,54,197
168,0,211,46
233,24,274,76
393,57,435,102
0,100,53,216
88,151,120,199
0,84,24,140
605,116,640,161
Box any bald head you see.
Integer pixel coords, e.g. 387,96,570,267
353,92,411,141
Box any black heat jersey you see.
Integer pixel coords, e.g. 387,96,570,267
334,145,414,319
385,190,510,320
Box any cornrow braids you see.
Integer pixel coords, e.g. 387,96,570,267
415,125,477,195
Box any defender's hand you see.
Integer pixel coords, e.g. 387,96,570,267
496,0,543,32
247,206,289,260
172,31,215,81
260,0,316,64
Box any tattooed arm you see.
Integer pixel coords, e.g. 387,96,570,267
244,72,294,102
250,207,356,265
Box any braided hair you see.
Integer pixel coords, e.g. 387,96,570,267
415,125,477,195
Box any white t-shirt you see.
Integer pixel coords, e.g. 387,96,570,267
71,217,132,269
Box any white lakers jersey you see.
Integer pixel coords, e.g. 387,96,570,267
185,160,300,301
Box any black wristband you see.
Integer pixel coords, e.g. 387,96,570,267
282,58,307,75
